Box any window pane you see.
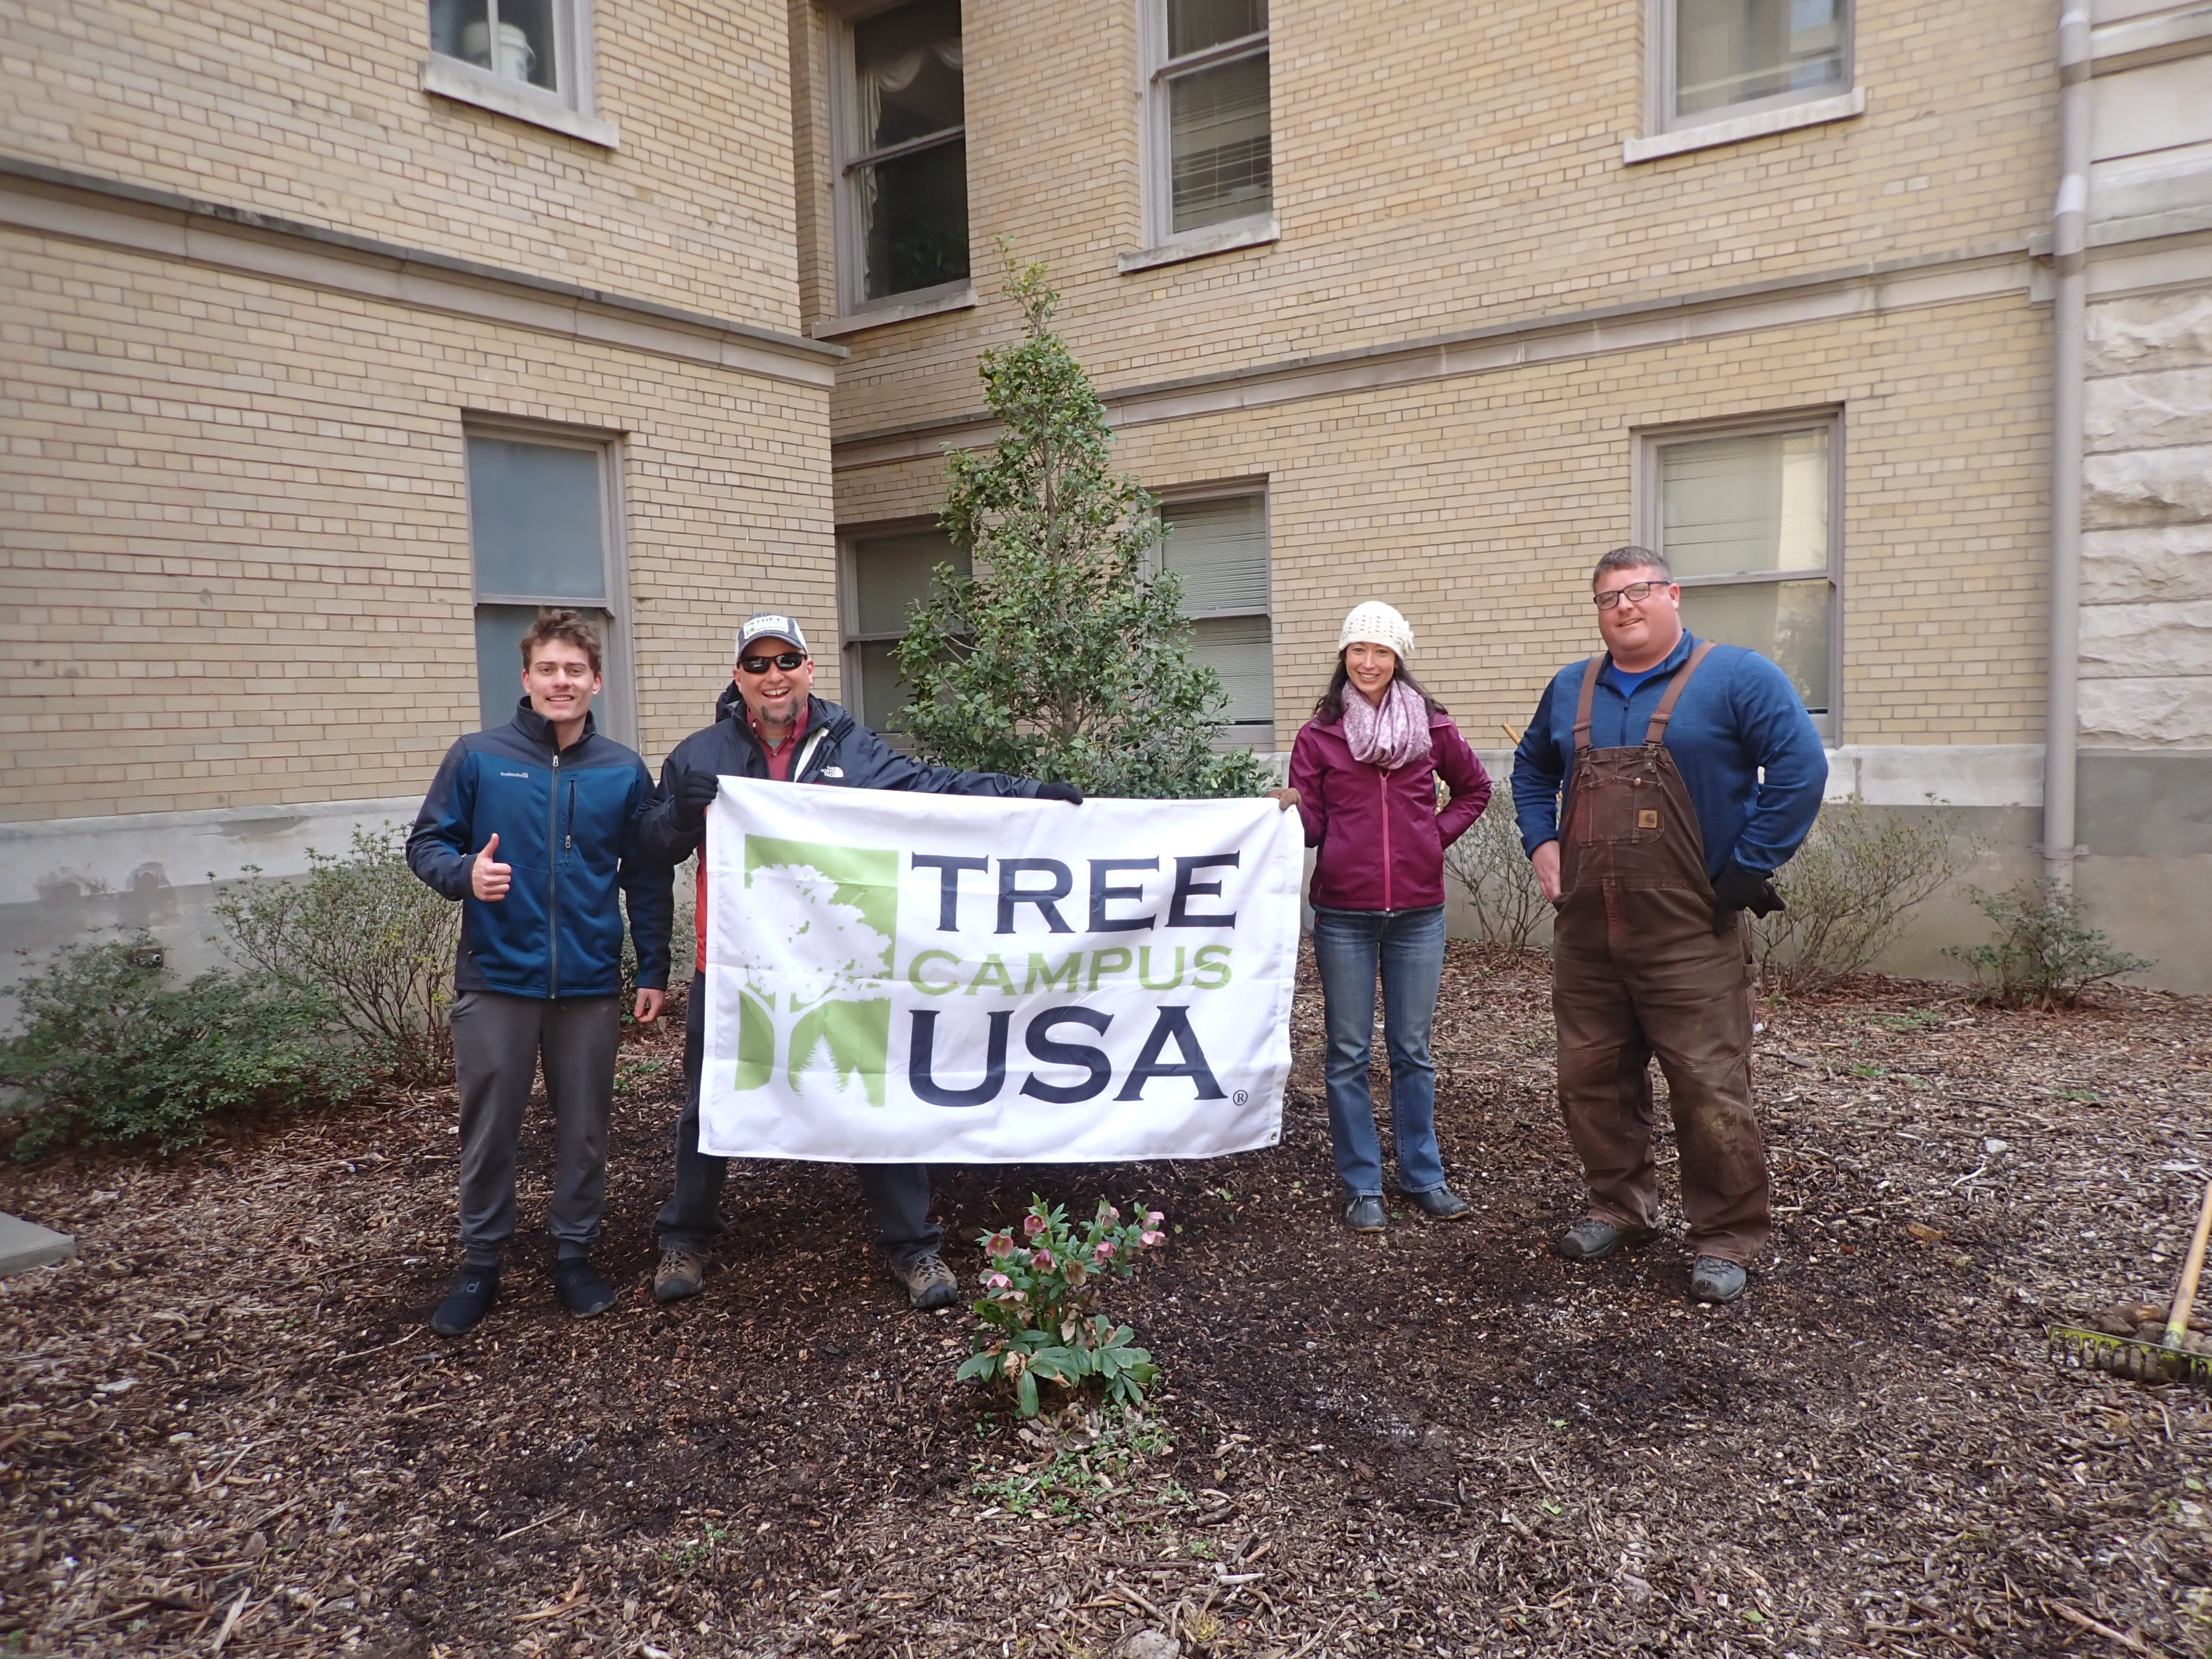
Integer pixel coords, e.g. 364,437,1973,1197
430,0,492,65
854,0,964,150
495,0,562,91
1658,428,1828,580
858,139,971,300
1167,0,1266,58
852,530,968,637
1161,496,1267,615
1192,615,1275,735
855,639,912,737
1169,52,1271,232
1676,0,1845,118
1677,579,1832,712
466,437,607,599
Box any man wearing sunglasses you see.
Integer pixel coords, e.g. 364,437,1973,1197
639,612,1081,1311
1510,547,1825,1305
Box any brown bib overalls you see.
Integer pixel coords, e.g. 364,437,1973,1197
1551,643,1771,1264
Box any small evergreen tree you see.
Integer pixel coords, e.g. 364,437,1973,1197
890,251,1269,799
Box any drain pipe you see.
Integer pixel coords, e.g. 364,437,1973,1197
2045,3,2092,893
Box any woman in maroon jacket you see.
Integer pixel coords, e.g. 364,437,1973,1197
1280,602,1491,1232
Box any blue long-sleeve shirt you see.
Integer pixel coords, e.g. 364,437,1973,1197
1510,632,1828,878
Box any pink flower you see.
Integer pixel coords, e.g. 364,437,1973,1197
1031,1249,1055,1270
1023,1214,1047,1239
1145,1210,1165,1228
985,1271,1012,1291
1105,1205,1121,1221
987,1232,1016,1258
1140,1230,1165,1248
1094,1240,1116,1262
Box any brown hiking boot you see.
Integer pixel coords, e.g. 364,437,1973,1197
892,1251,961,1310
653,1247,709,1303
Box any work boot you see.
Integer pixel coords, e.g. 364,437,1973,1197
1689,1256,1748,1303
1554,1218,1657,1262
429,1266,499,1337
653,1246,709,1304
1343,1195,1389,1233
552,1256,618,1317
893,1251,961,1310
1404,1185,1473,1221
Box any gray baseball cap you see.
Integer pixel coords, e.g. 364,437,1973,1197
735,613,810,657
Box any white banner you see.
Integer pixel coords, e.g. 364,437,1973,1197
699,779,1300,1162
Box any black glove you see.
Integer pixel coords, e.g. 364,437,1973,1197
1035,781,1084,805
670,769,721,836
1712,861,1785,933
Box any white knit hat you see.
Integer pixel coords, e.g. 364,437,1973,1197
1338,601,1415,661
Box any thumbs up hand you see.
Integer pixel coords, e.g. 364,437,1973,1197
471,832,512,902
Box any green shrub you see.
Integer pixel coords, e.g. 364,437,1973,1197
1755,801,1969,995
213,828,458,1084
0,937,363,1157
1442,793,1550,952
1942,879,2153,1009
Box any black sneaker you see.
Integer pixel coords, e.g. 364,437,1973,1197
430,1267,499,1337
1343,1195,1389,1233
552,1257,618,1317
1404,1185,1473,1221
1554,1218,1657,1262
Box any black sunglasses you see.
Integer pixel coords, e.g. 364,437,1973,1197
739,651,807,674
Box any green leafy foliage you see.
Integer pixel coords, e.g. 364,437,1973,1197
967,1411,1173,1519
891,248,1268,800
958,1196,1166,1417
0,936,362,1157
1943,879,2153,1009
1442,790,1550,952
213,828,459,1083
1755,801,1971,995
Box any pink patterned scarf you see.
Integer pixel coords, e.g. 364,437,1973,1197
1340,679,1433,770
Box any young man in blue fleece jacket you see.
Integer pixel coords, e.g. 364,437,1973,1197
406,609,671,1337
1512,547,1827,1305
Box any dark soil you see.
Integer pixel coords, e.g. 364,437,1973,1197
5,946,2211,1657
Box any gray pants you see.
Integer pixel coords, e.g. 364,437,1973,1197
452,989,620,1269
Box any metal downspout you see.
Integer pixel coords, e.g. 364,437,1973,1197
2046,3,2093,892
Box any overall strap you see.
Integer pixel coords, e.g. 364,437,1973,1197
1571,655,1605,754
1642,639,1717,745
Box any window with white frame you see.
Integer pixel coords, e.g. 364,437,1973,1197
841,525,970,742
1640,415,1839,732
1159,493,1274,748
465,430,630,742
833,0,971,310
430,0,589,106
1654,0,1849,131
1142,0,1273,245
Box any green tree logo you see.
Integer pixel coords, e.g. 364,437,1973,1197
730,837,898,1109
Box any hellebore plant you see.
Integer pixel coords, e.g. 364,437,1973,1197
957,1196,1166,1417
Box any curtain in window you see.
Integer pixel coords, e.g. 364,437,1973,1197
1162,497,1272,737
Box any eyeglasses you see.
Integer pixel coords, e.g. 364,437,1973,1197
1593,580,1673,611
739,651,807,674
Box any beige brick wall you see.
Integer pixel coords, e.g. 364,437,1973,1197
797,0,2052,439
831,289,2051,747
3,0,804,332
0,227,837,823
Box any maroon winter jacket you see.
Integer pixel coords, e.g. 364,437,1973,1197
1287,709,1492,911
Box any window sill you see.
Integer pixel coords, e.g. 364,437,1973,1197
421,56,619,149
1622,88,1864,165
1118,215,1280,274
809,281,978,338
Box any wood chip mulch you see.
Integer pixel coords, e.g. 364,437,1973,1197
4,945,2211,1658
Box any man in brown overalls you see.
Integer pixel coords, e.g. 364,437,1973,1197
1510,547,1828,1302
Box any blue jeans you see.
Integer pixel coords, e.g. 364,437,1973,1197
1312,904,1449,1199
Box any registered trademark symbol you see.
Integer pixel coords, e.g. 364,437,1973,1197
1233,1089,1249,1106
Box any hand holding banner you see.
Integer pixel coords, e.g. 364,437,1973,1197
700,780,1301,1162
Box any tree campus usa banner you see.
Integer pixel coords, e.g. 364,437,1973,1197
699,779,1302,1162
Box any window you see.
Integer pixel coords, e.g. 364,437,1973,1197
1640,415,1839,734
1159,493,1274,748
1141,0,1273,248
465,431,630,742
841,526,970,742
832,0,971,312
1656,0,1849,129
425,0,608,140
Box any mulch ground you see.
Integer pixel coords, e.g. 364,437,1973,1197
5,945,2211,1659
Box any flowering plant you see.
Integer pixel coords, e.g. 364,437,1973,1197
956,1196,1167,1417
